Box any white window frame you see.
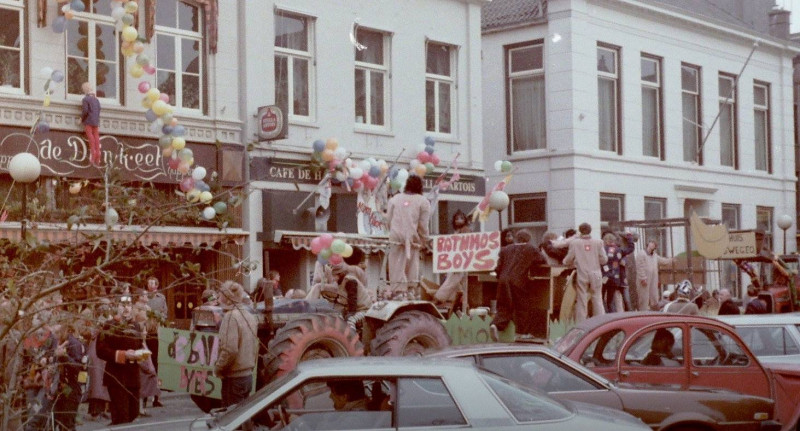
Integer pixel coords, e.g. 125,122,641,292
753,82,771,172
600,193,624,232
425,41,456,137
721,203,740,229
507,42,545,153
0,0,24,95
682,64,702,163
598,45,620,153
644,196,667,255
641,55,662,159
65,11,119,103
354,27,391,131
719,73,738,168
757,206,773,252
274,10,316,123
154,0,204,114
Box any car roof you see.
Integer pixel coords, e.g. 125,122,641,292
574,311,736,332
716,312,800,325
294,356,476,377
426,343,552,358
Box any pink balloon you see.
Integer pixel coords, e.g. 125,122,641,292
138,81,151,94
319,233,334,249
431,154,441,166
144,65,156,75
310,237,323,254
351,179,363,191
179,176,195,193
417,151,430,164
329,254,343,265
168,158,180,170
159,93,170,103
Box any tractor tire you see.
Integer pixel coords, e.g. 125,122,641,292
370,310,451,357
263,314,363,383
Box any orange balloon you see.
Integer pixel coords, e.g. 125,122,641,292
414,164,427,177
325,138,338,151
321,149,335,162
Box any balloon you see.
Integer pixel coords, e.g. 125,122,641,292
424,136,436,146
424,162,435,173
325,138,338,150
199,191,213,204
52,16,66,33
133,41,145,54
329,254,343,265
122,26,138,42
172,125,186,136
144,109,157,122
161,113,173,125
129,63,144,78
330,239,346,254
121,13,134,26
333,147,347,160
310,237,323,254
141,97,152,109
36,121,50,134
40,67,54,79
151,100,169,116
202,206,216,220
417,152,430,164
409,159,420,170
137,81,151,93
159,93,169,103
171,137,186,150
146,87,160,102
69,182,82,194
351,179,363,191
349,167,363,180
425,145,435,155
178,148,193,162
213,201,228,215
342,244,354,258
501,160,513,172
112,6,126,21
159,135,173,148
124,1,138,13
431,154,440,166
137,54,151,67
316,255,329,265
319,233,334,249
167,158,180,170
368,165,381,178
70,0,85,12
397,168,409,180
105,207,119,226
186,189,200,203
195,180,210,192
488,191,510,211
64,10,74,19
312,139,325,153
390,179,402,190
319,248,332,259
191,166,207,181
51,70,64,83
162,147,173,158
179,177,195,193
334,171,347,182
170,117,178,126
321,149,335,162
414,164,426,177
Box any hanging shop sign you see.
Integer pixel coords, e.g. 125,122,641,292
256,105,287,141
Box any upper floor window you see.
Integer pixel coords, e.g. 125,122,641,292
507,42,545,152
641,55,662,159
275,11,314,121
354,28,389,128
719,74,738,168
0,1,24,93
721,203,740,230
510,193,546,242
754,82,771,172
155,0,203,112
426,41,455,135
66,8,118,100
682,64,702,163
600,193,624,232
598,45,620,153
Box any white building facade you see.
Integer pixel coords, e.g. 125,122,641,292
482,0,799,264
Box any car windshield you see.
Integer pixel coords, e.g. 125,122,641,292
480,371,571,422
211,370,299,428
554,328,585,354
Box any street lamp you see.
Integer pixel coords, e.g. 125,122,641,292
489,190,510,231
777,214,793,255
8,152,41,243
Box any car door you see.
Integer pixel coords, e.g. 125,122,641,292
617,324,690,388
687,323,771,399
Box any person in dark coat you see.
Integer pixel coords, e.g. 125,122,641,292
717,288,741,315
745,285,768,314
492,229,547,338
95,295,143,425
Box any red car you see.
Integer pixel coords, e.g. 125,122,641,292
553,312,800,431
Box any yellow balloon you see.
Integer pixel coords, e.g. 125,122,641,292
325,138,338,151
130,63,144,78
124,1,138,13
186,189,200,203
141,97,152,109
341,244,354,258
414,164,427,177
121,47,135,58
121,26,138,43
146,88,161,102
43,95,50,107
171,137,186,150
199,191,213,204
151,100,168,116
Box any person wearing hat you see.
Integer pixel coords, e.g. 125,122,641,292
664,280,699,315
214,281,258,408
307,247,373,317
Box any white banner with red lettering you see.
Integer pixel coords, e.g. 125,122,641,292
432,231,501,273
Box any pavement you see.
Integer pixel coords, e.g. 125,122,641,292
76,391,205,431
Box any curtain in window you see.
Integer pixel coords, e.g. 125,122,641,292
598,78,616,151
720,103,734,166
642,87,658,157
511,76,545,151
754,110,767,171
682,93,698,162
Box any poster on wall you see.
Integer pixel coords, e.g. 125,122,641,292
432,231,501,274
357,191,389,235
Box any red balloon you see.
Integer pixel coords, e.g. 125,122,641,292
352,179,363,191
417,151,430,164
168,158,180,170
310,237,323,254
431,154,441,166
179,176,195,193
329,254,343,265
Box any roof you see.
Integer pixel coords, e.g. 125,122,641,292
481,0,546,32
574,311,736,332
716,312,800,325
294,356,476,376
426,342,551,358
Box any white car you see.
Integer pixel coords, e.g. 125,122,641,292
190,357,649,431
717,313,800,364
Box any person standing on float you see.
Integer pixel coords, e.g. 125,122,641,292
385,175,431,298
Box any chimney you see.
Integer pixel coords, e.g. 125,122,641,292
769,6,791,40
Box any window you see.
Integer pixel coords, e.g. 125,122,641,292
426,42,455,135
510,193,546,242
600,193,624,232
682,64,702,162
482,374,570,423
691,327,749,366
719,74,738,168
641,55,662,158
624,327,684,366
155,0,203,111
754,82,771,172
598,45,620,153
757,206,773,251
66,6,119,99
275,11,314,120
481,354,599,392
0,1,24,92
354,28,389,127
735,326,800,357
397,378,466,427
721,203,740,229
507,42,545,152
721,203,741,294
644,197,666,255
579,329,625,367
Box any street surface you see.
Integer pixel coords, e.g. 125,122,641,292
77,392,202,431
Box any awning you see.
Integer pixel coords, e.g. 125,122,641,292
0,222,249,247
274,230,391,254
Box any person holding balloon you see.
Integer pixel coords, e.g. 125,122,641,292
81,82,102,165
385,174,432,299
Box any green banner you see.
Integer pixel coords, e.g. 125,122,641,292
158,327,223,399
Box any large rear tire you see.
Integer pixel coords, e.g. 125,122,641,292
370,310,451,356
263,314,363,383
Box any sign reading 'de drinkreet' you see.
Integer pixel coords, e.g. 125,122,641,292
432,231,501,274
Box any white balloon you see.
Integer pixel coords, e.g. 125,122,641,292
40,67,53,79
333,147,347,160
349,167,364,180
202,206,216,220
488,191,510,211
345,158,353,167
494,160,503,172
359,160,371,172
191,166,207,181
410,159,420,169
397,168,409,180
111,6,126,21
105,208,119,226
334,171,347,182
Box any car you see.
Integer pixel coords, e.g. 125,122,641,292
553,312,800,431
716,313,800,364
190,357,651,431
426,343,779,431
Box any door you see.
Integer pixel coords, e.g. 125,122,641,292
618,324,690,387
